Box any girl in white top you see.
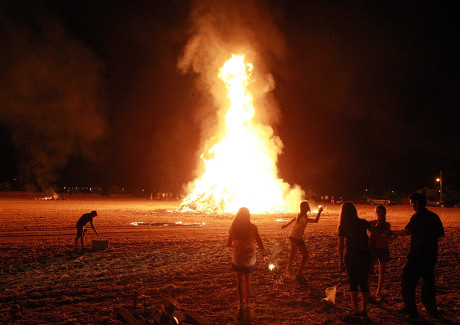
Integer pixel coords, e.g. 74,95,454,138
282,201,323,282
227,207,265,311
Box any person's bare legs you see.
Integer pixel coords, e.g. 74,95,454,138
243,274,251,307
350,291,359,313
368,261,375,295
297,244,309,277
236,272,244,309
287,245,298,275
360,292,369,313
376,261,386,296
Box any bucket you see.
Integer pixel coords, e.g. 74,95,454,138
325,286,337,304
91,239,109,251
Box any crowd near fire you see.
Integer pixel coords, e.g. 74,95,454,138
0,1,458,324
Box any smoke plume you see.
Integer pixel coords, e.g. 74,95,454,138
0,3,106,192
178,0,288,163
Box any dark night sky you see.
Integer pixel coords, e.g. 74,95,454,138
0,0,459,198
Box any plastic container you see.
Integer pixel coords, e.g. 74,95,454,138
91,239,109,251
325,286,337,304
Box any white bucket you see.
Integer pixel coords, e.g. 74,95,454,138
325,286,337,304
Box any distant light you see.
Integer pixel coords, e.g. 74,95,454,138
436,178,440,182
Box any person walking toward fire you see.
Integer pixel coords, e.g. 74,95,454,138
227,207,265,314
394,192,444,320
281,201,323,284
74,210,98,251
338,202,372,318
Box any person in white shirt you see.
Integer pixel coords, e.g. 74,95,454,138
227,207,265,312
282,201,323,283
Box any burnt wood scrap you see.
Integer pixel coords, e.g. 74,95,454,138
113,292,207,325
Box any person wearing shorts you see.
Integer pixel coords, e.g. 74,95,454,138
227,207,265,312
74,210,98,251
368,205,394,298
372,248,390,264
338,202,372,317
282,201,323,282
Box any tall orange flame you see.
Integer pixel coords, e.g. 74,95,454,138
180,54,303,213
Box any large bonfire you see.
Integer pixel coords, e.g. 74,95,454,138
180,54,303,214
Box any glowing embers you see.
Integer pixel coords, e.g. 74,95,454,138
130,221,205,227
180,54,303,214
36,192,62,200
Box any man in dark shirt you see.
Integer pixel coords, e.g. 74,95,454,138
396,193,444,319
74,210,98,251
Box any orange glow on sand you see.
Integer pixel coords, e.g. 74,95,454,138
180,54,303,214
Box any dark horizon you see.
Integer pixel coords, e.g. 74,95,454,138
1,1,459,198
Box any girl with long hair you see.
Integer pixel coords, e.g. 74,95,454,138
227,207,265,312
282,201,323,283
338,202,372,317
368,205,394,299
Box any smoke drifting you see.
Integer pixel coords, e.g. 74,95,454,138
178,0,287,140
0,4,106,192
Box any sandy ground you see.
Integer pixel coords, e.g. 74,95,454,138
0,197,459,324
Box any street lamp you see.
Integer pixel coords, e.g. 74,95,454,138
436,171,443,204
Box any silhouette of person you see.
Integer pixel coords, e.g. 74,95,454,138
394,193,444,319
368,205,394,299
227,207,265,314
281,201,323,283
338,202,372,317
74,210,98,250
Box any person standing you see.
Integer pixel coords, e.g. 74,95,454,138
395,192,444,319
368,205,394,299
338,202,372,317
74,210,98,251
281,201,323,283
227,207,265,313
